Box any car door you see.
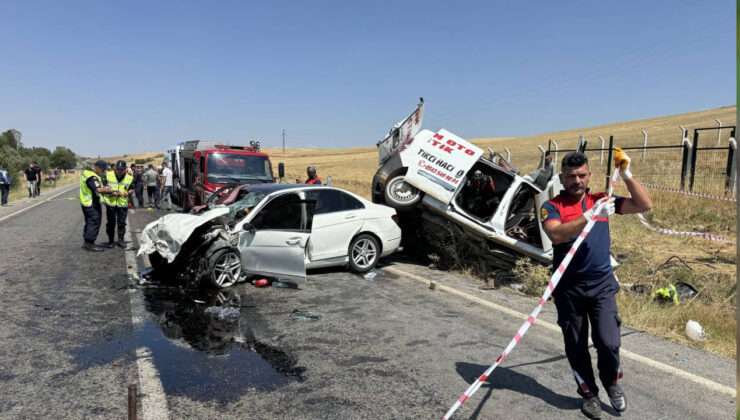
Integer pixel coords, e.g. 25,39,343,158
239,193,316,281
304,189,365,261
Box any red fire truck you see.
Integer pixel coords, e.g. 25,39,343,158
172,140,283,211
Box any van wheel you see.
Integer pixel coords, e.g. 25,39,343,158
384,175,422,210
204,248,242,288
348,234,380,273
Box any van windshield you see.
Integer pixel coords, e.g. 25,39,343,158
206,152,272,184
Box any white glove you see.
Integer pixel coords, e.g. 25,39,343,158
583,197,615,221
613,147,632,180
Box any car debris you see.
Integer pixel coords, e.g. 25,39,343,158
137,184,402,288
372,100,616,276
204,306,241,323
290,309,321,321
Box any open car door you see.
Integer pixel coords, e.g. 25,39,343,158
239,194,316,282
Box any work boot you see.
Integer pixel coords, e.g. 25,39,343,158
106,241,116,249
116,240,126,248
581,396,602,419
607,384,626,412
82,242,104,252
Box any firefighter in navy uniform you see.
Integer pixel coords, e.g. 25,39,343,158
297,165,322,185
79,160,112,252
540,149,652,419
102,160,135,248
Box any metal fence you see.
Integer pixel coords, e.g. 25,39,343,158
546,128,736,196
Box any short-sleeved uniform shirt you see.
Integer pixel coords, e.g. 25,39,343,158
87,175,103,207
541,190,625,286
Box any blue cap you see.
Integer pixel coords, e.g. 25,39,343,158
93,160,108,169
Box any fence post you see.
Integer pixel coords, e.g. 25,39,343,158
725,137,736,195
552,140,559,165
605,136,614,191
689,129,699,191
716,118,722,146
598,136,605,164
537,145,546,168
641,130,647,160
680,133,691,190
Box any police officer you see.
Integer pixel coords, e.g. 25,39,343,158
540,149,651,419
80,161,112,251
102,160,134,248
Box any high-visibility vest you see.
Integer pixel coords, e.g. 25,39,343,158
79,170,100,207
102,170,133,207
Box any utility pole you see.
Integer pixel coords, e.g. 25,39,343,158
282,129,286,154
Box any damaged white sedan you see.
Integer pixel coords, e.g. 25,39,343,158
137,184,402,288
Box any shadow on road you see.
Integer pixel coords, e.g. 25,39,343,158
455,361,581,418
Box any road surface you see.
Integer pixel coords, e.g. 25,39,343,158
0,185,734,419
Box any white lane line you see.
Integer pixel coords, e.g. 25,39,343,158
385,265,737,398
0,184,78,223
124,220,170,419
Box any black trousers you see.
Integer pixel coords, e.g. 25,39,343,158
105,205,128,242
135,185,144,207
553,275,621,397
81,204,102,243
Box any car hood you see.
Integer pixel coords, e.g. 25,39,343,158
137,207,231,263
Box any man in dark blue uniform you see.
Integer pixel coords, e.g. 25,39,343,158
79,160,113,252
540,149,652,419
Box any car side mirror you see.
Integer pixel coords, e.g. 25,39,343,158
278,163,285,178
243,223,256,233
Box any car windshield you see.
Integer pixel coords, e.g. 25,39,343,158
224,190,268,221
206,152,272,184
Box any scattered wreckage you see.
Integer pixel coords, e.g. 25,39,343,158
137,184,402,288
372,99,594,276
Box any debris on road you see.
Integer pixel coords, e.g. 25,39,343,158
272,281,298,289
204,306,241,323
253,279,269,287
363,271,378,280
290,309,321,321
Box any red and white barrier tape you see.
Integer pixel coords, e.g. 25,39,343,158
636,213,734,244
441,170,621,420
640,182,736,202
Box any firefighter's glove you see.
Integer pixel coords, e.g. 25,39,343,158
583,197,615,221
613,147,632,180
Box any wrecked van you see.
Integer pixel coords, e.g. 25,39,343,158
138,184,402,288
372,99,562,272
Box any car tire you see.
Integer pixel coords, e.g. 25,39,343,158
204,248,242,288
348,234,380,273
148,253,167,271
384,174,422,210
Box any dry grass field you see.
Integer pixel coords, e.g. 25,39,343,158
100,105,736,357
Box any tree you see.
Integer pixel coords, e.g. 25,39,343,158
50,146,77,170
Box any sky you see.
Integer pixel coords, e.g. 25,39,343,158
0,1,735,157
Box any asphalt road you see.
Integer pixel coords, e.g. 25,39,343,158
0,185,735,419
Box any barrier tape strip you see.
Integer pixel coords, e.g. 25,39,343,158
636,213,734,244
442,170,621,420
640,182,737,202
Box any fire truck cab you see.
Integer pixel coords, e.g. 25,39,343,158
173,140,278,211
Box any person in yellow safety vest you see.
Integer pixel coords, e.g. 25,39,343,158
102,160,135,248
80,160,113,252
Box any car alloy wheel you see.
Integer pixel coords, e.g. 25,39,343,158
349,234,379,273
211,250,242,288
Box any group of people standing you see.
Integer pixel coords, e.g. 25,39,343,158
130,162,173,210
24,163,43,198
79,159,173,252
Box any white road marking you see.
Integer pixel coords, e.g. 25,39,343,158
0,184,78,223
124,220,170,419
385,265,737,397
